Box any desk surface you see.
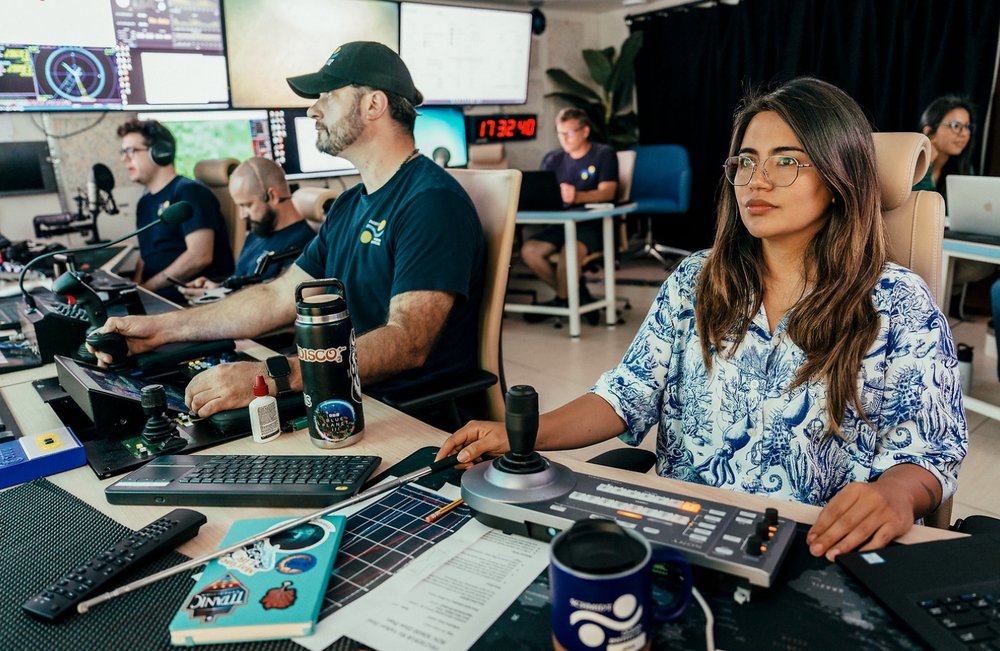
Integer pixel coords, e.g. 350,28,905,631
516,202,638,222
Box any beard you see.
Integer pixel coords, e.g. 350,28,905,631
315,99,364,157
248,206,278,237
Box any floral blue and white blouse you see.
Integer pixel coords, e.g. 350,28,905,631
592,251,968,507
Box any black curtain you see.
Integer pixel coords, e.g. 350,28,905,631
629,0,1000,251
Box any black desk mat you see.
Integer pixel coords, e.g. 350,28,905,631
1,479,355,651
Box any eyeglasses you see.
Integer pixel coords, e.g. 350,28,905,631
557,128,581,138
723,154,814,187
119,146,149,159
942,120,973,135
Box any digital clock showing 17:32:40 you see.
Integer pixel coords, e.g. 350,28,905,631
470,114,538,142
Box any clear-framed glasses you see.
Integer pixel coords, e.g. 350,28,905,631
557,128,581,138
943,120,973,135
723,154,814,187
119,146,149,159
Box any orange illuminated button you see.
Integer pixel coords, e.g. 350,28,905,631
680,502,701,513
616,510,642,520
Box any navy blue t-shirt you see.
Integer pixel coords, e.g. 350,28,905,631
236,220,315,279
541,141,619,192
296,156,485,397
136,176,234,283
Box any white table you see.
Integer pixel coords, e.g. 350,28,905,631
505,203,638,337
941,236,1000,420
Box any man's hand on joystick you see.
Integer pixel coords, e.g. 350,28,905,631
85,330,130,366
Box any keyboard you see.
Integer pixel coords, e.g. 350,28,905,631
917,581,1000,648
0,300,21,328
105,454,382,507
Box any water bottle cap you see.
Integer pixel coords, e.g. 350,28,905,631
253,375,268,397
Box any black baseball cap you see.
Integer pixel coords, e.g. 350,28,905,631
286,41,421,105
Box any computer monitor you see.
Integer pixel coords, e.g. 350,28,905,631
399,3,532,106
266,108,356,180
136,110,273,179
224,0,399,109
0,0,228,111
414,107,468,168
0,141,58,196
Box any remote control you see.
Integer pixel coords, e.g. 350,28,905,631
22,508,207,621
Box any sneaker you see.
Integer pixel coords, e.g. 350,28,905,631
524,297,566,323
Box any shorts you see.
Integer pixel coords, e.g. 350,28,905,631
525,221,603,255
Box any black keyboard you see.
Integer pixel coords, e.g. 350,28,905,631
0,300,21,328
105,454,382,507
918,583,1000,649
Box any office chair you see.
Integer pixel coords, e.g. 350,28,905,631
290,186,343,231
467,143,508,170
627,144,692,268
193,159,242,258
590,134,956,521
381,169,522,429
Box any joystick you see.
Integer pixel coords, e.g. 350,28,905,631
85,330,129,365
461,385,576,513
137,384,186,456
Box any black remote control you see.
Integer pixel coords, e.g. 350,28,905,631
22,508,207,621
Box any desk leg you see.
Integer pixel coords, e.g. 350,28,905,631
940,252,954,313
565,221,581,337
603,215,616,326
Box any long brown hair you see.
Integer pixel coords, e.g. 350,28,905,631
695,77,887,433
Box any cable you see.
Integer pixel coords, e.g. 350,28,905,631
691,586,717,651
30,112,108,139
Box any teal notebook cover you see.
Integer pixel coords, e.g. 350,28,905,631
169,515,345,646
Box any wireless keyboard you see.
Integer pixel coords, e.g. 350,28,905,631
105,454,381,507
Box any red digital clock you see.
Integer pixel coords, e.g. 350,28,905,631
468,114,538,143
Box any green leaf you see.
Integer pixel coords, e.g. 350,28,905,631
582,49,613,90
545,68,601,102
608,32,644,105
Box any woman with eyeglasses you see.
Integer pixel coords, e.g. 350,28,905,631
913,95,976,195
438,77,967,560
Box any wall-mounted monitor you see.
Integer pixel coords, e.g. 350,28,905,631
224,0,398,109
136,110,273,179
414,107,468,168
267,108,356,180
399,3,531,106
0,0,228,111
0,141,58,196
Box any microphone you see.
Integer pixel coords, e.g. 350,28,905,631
86,170,98,215
19,200,194,310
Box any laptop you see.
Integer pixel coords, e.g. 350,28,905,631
946,175,1000,238
837,534,1000,650
517,170,567,211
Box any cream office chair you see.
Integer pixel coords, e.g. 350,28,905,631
381,169,522,428
873,132,950,528
467,143,509,170
193,158,242,259
290,186,343,231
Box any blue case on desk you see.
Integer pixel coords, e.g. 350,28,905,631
0,427,86,488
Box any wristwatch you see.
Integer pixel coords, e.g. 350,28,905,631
264,355,292,395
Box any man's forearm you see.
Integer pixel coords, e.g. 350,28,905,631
144,251,211,291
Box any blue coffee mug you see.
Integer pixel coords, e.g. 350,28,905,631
550,519,692,651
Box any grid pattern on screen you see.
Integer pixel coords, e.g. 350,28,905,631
320,483,472,618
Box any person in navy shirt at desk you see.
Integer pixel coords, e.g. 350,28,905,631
179,157,315,300
521,108,618,324
117,118,234,303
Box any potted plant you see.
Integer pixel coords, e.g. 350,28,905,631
545,32,643,148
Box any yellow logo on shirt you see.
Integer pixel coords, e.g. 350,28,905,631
360,219,387,245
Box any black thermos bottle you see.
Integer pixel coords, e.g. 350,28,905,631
294,278,364,448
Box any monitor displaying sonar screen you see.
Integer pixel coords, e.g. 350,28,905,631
137,110,273,179
414,107,468,168
1,0,228,111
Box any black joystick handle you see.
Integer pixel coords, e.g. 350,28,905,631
506,385,539,455
138,384,184,451
85,331,130,365
494,385,548,475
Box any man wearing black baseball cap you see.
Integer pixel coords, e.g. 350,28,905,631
92,42,487,430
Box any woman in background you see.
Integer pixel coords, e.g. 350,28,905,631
913,95,976,195
439,78,968,561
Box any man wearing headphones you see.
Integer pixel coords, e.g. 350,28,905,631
117,118,234,301
179,157,315,300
